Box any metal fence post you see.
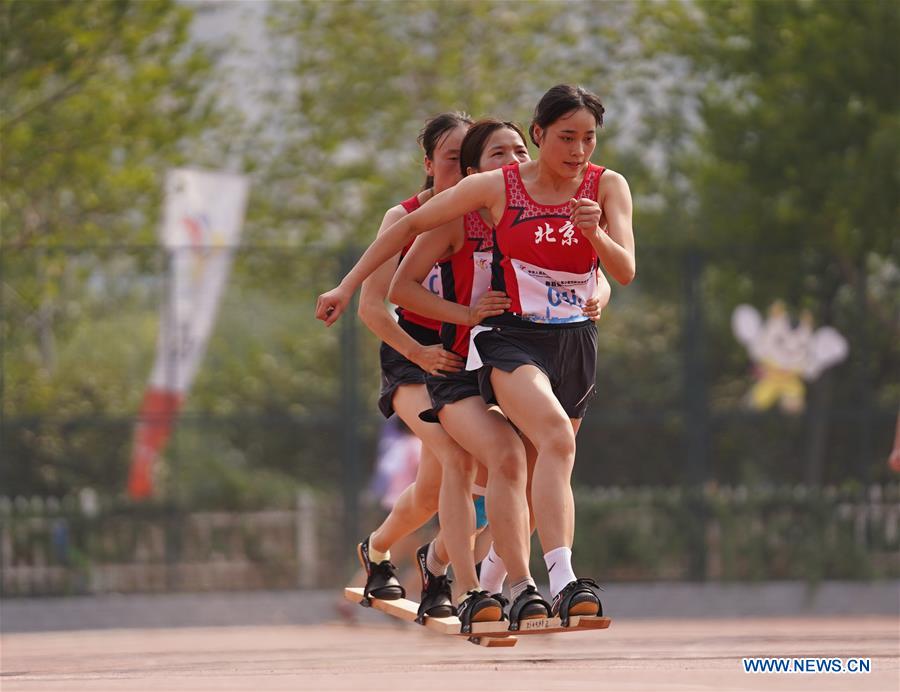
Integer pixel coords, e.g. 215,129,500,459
296,488,318,588
682,248,709,580
162,247,181,591
339,248,361,552
0,246,5,483
856,261,874,482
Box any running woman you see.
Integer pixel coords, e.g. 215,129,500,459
391,118,611,604
316,85,635,624
393,119,542,628
354,112,496,627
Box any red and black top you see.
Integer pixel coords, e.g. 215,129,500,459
491,163,605,324
394,194,442,332
438,211,494,357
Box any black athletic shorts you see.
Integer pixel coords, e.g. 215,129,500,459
377,317,442,419
419,367,482,423
473,315,598,419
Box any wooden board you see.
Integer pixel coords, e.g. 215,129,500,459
344,587,611,647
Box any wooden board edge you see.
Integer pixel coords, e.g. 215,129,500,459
344,587,458,633
469,635,518,648
571,616,612,630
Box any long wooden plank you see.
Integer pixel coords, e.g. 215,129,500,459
345,588,420,623
344,587,611,636
343,588,518,646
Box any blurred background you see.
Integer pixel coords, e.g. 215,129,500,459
1,0,898,599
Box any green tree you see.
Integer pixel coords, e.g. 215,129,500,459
1,0,221,248
633,0,899,283
257,0,636,247
630,0,899,482
0,0,233,494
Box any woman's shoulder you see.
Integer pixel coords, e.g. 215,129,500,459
461,167,508,191
415,188,434,206
383,203,409,223
596,167,629,189
392,189,433,216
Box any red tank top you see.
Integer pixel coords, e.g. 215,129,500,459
394,194,442,332
438,211,494,357
492,163,605,324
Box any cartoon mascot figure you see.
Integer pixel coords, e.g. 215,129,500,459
731,301,849,414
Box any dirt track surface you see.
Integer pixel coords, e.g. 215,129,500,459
2,617,898,691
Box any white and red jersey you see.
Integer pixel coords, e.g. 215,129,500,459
438,211,494,357
395,194,443,331
491,163,605,324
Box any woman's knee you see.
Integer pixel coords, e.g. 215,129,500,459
491,445,527,486
439,448,478,481
537,427,577,466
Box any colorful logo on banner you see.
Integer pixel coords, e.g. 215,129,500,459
731,302,848,414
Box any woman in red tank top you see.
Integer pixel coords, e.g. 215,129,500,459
318,85,636,624
354,112,495,624
390,118,611,625
390,119,545,626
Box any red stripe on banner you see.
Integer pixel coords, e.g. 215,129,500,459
127,388,183,500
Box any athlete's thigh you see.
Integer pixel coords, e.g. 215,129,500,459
437,395,523,462
392,382,467,454
489,364,571,448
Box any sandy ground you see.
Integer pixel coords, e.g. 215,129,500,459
2,616,898,692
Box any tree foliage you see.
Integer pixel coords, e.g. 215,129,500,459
3,0,897,499
1,0,221,248
0,0,229,493
633,0,899,273
256,0,636,246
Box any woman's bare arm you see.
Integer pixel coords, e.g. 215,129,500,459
358,206,464,374
390,223,510,326
589,171,636,285
316,171,504,326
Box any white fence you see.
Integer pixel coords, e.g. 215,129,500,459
0,489,330,596
2,484,899,596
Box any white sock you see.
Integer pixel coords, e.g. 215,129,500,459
368,536,390,563
426,541,448,576
509,576,536,602
479,544,507,595
544,546,577,598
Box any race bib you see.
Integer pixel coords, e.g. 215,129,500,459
471,251,492,305
512,259,595,324
422,263,443,298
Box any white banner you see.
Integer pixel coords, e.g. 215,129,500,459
150,168,248,393
128,168,248,499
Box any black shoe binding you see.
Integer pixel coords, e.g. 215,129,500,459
550,577,603,627
414,543,455,624
507,585,551,631
456,590,503,634
491,592,509,621
357,537,405,605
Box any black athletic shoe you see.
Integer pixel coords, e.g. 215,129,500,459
357,536,405,603
491,592,509,621
456,590,503,634
507,584,551,631
414,543,455,624
550,577,603,627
